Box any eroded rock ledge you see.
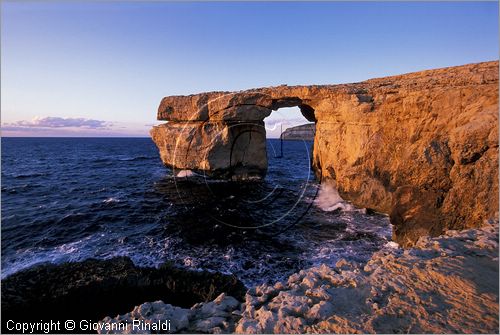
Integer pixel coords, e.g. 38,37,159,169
151,61,499,245
1,257,245,332
99,222,499,334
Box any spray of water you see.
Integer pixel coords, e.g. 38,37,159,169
314,181,358,212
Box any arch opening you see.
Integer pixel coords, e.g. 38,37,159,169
263,105,316,180
264,105,316,140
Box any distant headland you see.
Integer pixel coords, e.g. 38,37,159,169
280,123,315,141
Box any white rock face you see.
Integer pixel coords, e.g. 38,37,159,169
99,293,241,334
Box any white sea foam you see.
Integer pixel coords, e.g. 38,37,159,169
175,170,196,178
1,235,97,279
385,241,400,249
103,197,120,203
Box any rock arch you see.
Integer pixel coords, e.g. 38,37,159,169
151,90,318,180
151,61,499,246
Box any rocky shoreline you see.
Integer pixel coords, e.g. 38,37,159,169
1,258,245,334
97,222,498,334
1,222,497,334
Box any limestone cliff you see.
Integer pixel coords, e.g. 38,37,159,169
151,61,499,245
280,123,315,141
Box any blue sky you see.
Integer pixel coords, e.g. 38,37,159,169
1,1,498,137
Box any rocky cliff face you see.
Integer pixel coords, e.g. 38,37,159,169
151,61,499,245
280,123,315,141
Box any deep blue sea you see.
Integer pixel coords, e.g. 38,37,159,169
1,138,391,286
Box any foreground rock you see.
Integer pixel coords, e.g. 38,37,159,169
101,222,499,334
1,257,245,333
237,222,499,333
100,293,241,334
151,61,499,245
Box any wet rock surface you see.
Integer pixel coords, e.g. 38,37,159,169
1,257,246,333
100,223,498,334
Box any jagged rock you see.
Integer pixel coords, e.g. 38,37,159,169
151,61,499,245
234,222,499,334
100,301,191,334
99,293,242,334
102,223,498,334
1,257,246,332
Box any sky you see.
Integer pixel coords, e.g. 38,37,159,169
1,1,498,138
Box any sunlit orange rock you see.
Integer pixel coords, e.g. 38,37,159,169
151,61,499,245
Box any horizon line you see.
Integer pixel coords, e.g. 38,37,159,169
0,136,286,139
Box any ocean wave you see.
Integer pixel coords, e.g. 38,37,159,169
1,236,98,279
103,197,121,204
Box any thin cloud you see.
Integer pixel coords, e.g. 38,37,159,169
5,116,111,129
1,118,153,137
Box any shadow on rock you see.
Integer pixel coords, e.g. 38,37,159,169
1,257,246,334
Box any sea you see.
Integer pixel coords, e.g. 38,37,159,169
1,138,392,287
